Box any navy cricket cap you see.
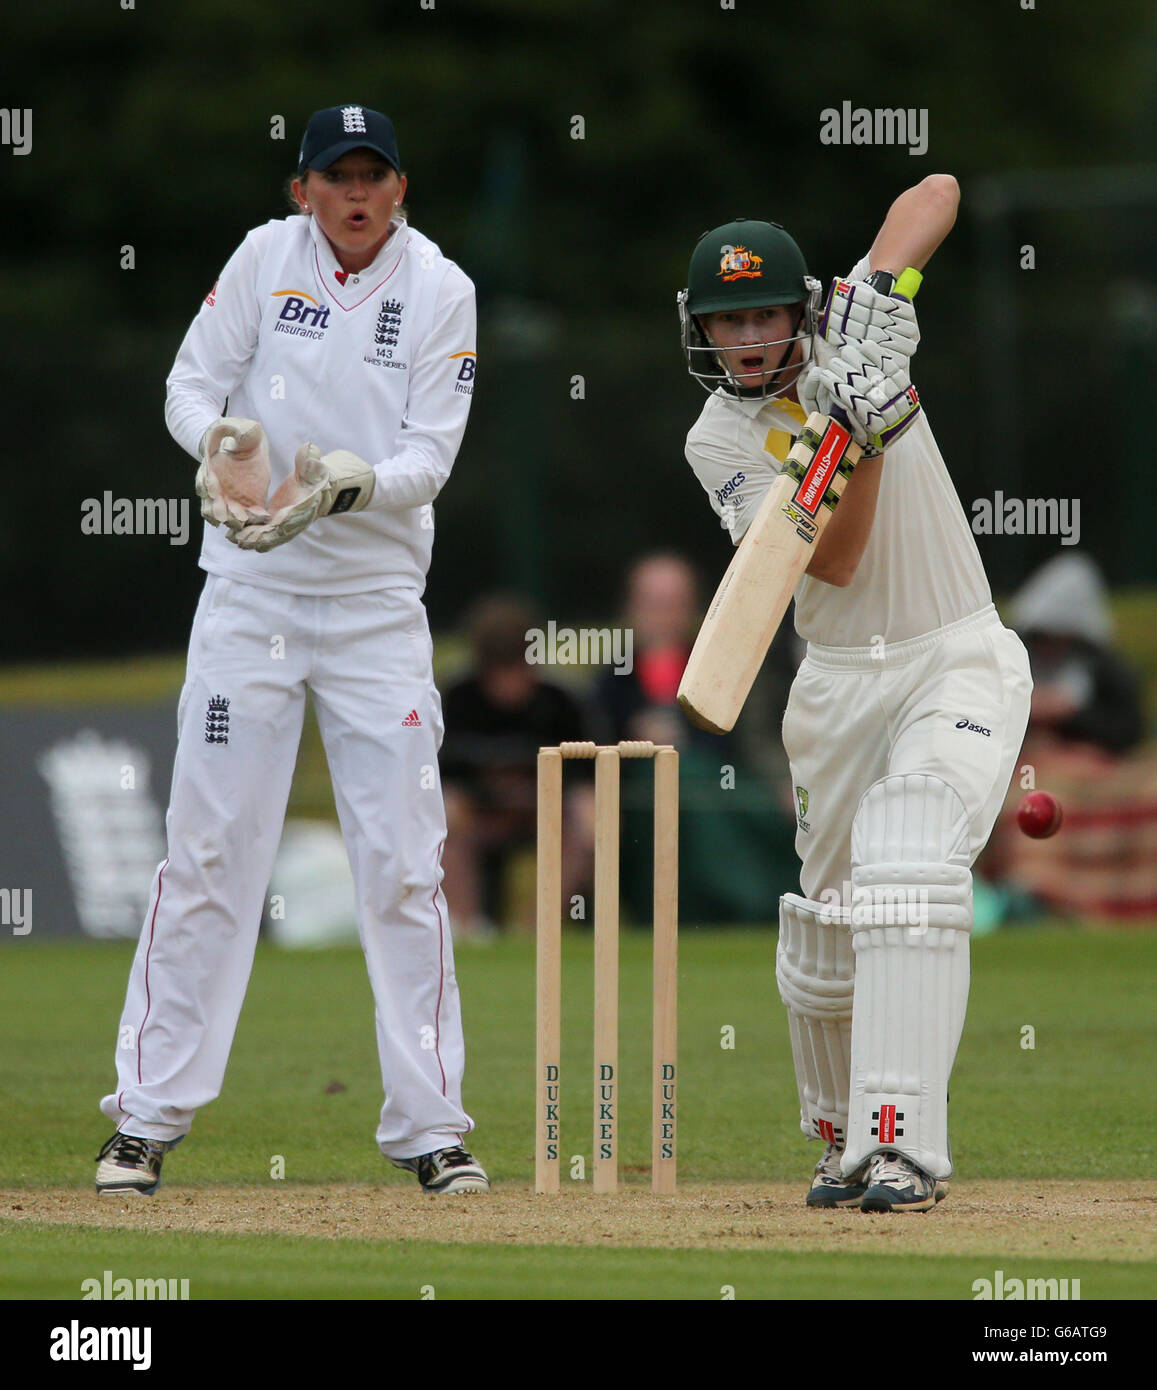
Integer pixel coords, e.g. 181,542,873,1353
297,105,401,174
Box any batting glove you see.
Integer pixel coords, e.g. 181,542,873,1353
797,343,885,457
818,275,920,368
195,417,272,530
231,444,376,552
797,360,835,420
813,338,923,453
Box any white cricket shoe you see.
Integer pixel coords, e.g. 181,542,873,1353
391,1146,491,1195
95,1133,183,1196
806,1143,871,1208
860,1150,947,1213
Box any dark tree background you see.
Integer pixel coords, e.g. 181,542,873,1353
3,0,1155,659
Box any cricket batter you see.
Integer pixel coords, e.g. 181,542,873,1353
95,105,489,1197
678,176,1031,1211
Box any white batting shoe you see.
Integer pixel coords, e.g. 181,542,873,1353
390,1146,491,1195
860,1151,947,1213
95,1133,183,1196
806,1143,871,1209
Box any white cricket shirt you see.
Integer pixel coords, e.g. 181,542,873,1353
166,214,476,596
685,255,991,647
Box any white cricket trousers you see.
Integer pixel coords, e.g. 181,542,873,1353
101,576,474,1160
782,604,1033,897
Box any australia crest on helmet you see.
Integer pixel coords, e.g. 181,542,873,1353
718,245,764,283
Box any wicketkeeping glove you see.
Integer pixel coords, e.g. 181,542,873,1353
230,444,376,552
195,417,272,530
810,338,923,453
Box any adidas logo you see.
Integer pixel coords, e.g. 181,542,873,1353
401,709,422,727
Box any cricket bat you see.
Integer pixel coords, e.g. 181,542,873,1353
677,268,919,734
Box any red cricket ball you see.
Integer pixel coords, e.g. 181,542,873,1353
1016,791,1063,839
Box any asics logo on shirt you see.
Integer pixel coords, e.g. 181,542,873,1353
715,471,745,507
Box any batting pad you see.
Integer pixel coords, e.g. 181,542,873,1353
776,893,855,1147
843,774,973,1180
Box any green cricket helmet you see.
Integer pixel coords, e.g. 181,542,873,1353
677,218,822,399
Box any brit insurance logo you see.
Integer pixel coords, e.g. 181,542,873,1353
450,350,476,396
271,289,331,341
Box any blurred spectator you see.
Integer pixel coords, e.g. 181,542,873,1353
979,552,1157,922
1010,551,1144,756
593,552,798,924
595,552,701,749
439,593,594,936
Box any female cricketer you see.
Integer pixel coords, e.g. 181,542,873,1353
678,176,1031,1211
95,104,489,1197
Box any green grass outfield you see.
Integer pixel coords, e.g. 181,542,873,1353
0,1224,1139,1302
1,925,1155,1301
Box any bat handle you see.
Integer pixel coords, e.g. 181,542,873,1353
865,265,923,303
827,267,922,433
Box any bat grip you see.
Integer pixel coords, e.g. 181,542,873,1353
865,268,896,297
866,265,922,303
827,268,919,432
